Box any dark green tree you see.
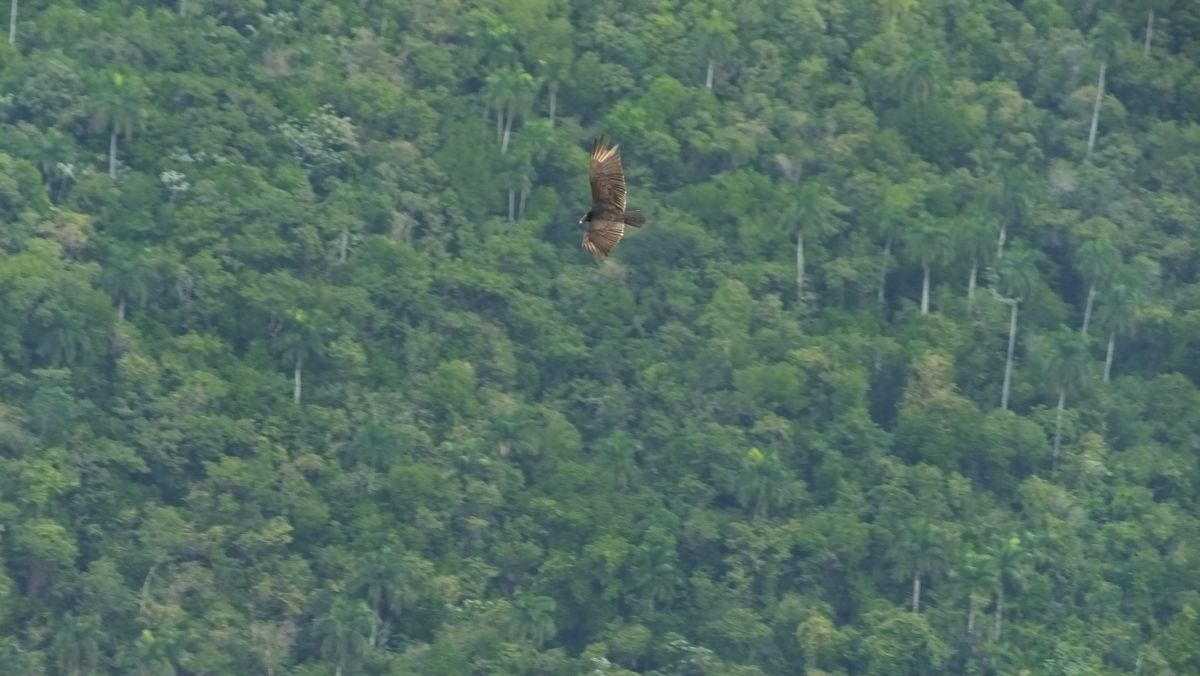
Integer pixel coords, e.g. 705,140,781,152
1035,329,1092,465
52,613,103,676
317,598,374,676
86,71,147,179
1073,234,1122,336
993,248,1040,410
888,520,951,613
507,593,557,648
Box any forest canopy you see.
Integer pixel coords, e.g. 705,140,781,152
1,0,1200,674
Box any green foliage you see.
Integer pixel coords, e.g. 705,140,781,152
0,0,1198,674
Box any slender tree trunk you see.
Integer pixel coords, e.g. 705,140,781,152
495,109,504,142
293,353,303,405
878,238,891,306
1001,300,1018,410
507,188,515,221
1144,9,1154,55
8,0,16,45
178,0,187,15
705,59,715,89
1052,386,1066,467
338,228,349,263
501,106,513,154
1104,330,1116,383
967,594,976,634
920,262,931,314
911,572,922,613
108,130,118,179
997,223,1007,259
1081,282,1096,335
335,660,343,676
369,608,380,647
518,187,528,220
967,259,978,308
1086,60,1107,160
117,296,126,322
138,563,159,615
993,586,1004,641
548,82,558,127
795,230,805,306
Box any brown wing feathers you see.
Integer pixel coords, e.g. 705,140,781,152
589,136,626,217
583,136,642,258
584,220,625,258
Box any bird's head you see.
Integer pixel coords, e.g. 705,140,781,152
579,209,594,225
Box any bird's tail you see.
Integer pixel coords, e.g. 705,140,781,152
624,209,646,227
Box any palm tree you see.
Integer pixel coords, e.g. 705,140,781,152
53,613,103,676
989,535,1031,642
695,10,737,89
270,309,327,405
1073,235,1122,336
1143,6,1154,55
889,520,950,613
528,20,573,127
993,248,1039,410
1096,283,1137,383
895,48,942,104
956,548,998,637
318,597,374,676
596,433,640,488
97,250,154,321
349,549,426,647
484,67,536,155
629,527,680,614
1095,259,1155,382
733,447,791,519
729,449,787,518
881,0,918,32
30,128,78,202
508,593,557,648
1086,13,1129,160
87,72,148,179
873,177,925,307
471,9,518,71
250,620,295,676
500,150,535,222
955,213,995,309
987,165,1034,259
33,301,91,367
129,629,178,676
1037,330,1092,466
773,163,848,308
903,219,955,315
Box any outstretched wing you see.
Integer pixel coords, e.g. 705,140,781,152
589,136,626,219
583,219,625,258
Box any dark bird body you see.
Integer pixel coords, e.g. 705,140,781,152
580,136,645,258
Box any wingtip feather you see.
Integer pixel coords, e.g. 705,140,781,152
591,135,619,161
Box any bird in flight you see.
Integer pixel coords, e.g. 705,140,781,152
580,136,645,258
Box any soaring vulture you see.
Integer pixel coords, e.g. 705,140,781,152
580,136,645,258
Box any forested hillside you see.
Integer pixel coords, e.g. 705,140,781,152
2,0,1200,673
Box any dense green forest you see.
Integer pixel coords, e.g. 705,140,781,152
1,0,1200,673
